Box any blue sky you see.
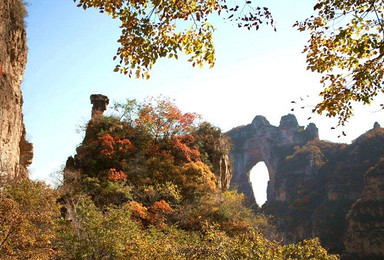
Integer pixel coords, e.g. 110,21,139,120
22,0,384,205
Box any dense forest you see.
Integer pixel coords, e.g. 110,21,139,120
0,97,339,259
2,0,384,259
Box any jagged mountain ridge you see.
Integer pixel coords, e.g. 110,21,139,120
228,115,384,258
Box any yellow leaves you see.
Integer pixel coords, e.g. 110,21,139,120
296,0,384,125
0,180,59,259
143,71,151,79
178,161,217,193
135,68,141,78
282,238,339,260
74,0,273,79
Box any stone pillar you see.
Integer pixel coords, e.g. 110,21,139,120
90,94,109,119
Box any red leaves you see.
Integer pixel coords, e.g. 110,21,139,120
99,134,115,157
171,134,201,162
117,138,134,153
98,134,135,158
145,140,174,160
134,97,199,138
108,168,127,181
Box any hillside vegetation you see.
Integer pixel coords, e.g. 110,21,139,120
0,97,338,259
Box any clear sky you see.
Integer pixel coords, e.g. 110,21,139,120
22,0,384,203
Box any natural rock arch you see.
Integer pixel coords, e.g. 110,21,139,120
249,161,269,206
227,114,318,203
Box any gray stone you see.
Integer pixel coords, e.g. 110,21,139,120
227,114,318,203
90,94,109,119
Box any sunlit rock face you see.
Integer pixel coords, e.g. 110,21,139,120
211,141,232,192
0,0,32,183
227,114,318,203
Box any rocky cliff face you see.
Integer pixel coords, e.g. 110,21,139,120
344,152,384,259
227,114,318,203
0,0,32,184
266,126,384,256
230,116,384,257
210,135,232,191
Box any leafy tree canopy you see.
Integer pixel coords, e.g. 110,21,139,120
73,0,274,78
74,0,384,126
0,96,339,259
0,179,59,259
296,0,384,125
66,97,219,209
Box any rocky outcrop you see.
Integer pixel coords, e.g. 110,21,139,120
227,114,318,203
90,94,109,119
210,136,232,191
65,94,114,184
229,117,384,256
212,153,231,191
0,0,31,184
344,158,384,259
64,94,110,183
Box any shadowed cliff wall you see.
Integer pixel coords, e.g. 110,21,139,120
229,116,384,258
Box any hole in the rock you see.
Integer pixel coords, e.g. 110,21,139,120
249,161,270,206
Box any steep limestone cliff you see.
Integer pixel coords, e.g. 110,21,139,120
265,126,384,256
344,152,384,259
227,114,318,203
0,0,32,184
230,116,384,257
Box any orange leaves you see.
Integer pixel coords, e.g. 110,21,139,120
108,168,127,181
171,134,201,162
74,97,224,213
145,140,174,160
179,112,197,128
99,134,115,157
150,200,173,214
117,137,135,152
128,200,173,227
133,97,200,139
98,134,135,158
129,201,148,219
76,129,136,181
295,0,384,125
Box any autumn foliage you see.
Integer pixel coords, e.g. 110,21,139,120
129,199,173,227
0,97,339,259
66,97,217,212
0,179,59,259
73,0,274,79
